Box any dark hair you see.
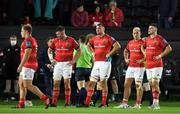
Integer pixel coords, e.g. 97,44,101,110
79,35,86,43
76,4,83,9
9,35,17,39
56,25,65,32
96,23,105,27
22,24,32,34
149,23,158,28
94,5,102,12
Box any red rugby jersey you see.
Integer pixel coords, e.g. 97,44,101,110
126,39,145,67
50,36,79,62
20,36,38,71
145,35,168,69
89,34,116,61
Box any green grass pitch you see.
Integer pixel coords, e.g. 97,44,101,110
0,100,180,114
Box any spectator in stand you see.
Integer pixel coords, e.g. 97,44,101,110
7,0,25,25
33,0,58,24
57,0,72,26
71,4,89,27
0,0,8,25
158,0,178,29
104,0,124,27
23,0,34,25
89,5,104,27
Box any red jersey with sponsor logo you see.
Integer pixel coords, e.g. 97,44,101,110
89,34,116,61
20,36,38,71
50,36,79,62
126,39,145,67
145,35,168,69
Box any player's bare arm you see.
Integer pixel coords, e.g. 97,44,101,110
140,45,146,56
106,41,121,58
91,54,95,67
124,48,130,64
70,47,81,65
87,42,94,54
17,48,31,73
154,44,172,60
48,47,56,65
136,57,145,64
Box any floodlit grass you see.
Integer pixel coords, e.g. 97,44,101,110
0,100,180,114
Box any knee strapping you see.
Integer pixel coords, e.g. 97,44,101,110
152,77,160,82
143,83,151,91
135,81,142,90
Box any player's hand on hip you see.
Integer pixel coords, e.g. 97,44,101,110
17,66,22,73
136,59,143,64
50,59,57,66
125,59,130,64
106,53,111,58
46,64,52,68
154,55,162,60
68,60,75,65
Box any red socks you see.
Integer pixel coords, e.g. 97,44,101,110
19,98,25,107
84,89,94,105
40,95,47,100
152,90,160,100
65,88,71,105
51,87,60,105
102,90,108,105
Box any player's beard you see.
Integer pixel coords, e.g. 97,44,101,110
97,32,105,36
148,30,153,35
134,37,139,40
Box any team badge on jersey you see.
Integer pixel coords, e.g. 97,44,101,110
66,42,71,48
25,41,32,47
103,40,108,45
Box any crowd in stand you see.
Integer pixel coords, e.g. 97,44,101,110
0,0,179,28
0,0,124,27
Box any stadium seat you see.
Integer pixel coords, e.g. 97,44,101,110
140,0,148,8
174,17,180,28
139,17,152,27
117,0,126,7
122,17,133,27
131,0,141,7
122,7,133,17
133,8,150,17
124,0,132,7
148,0,159,8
